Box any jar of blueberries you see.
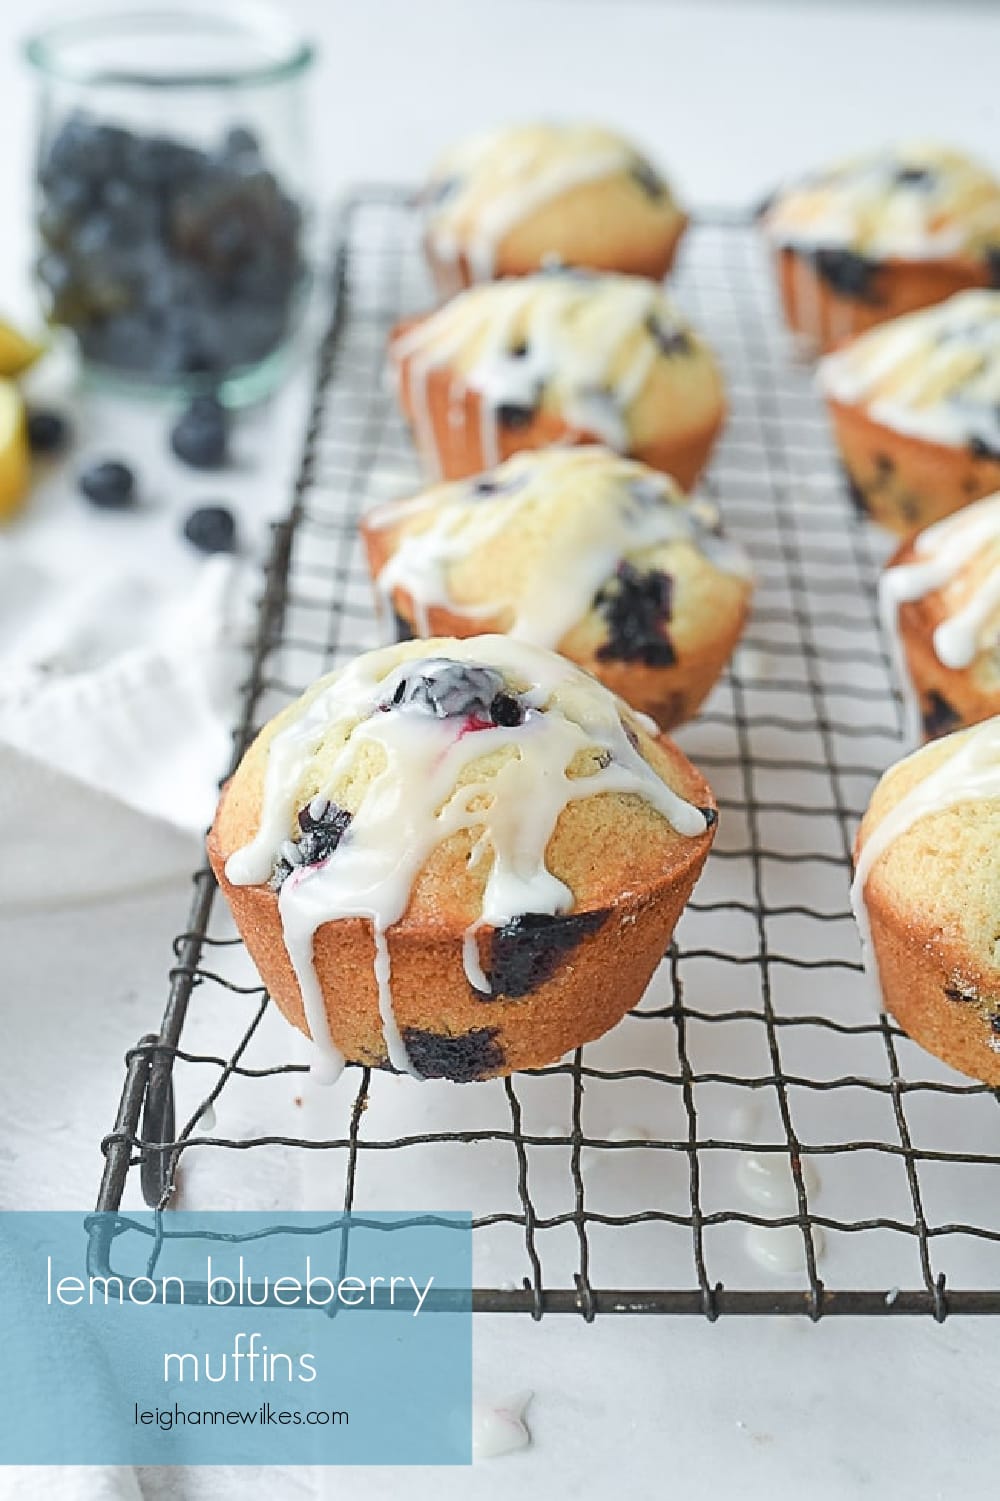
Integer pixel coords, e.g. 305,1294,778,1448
25,4,314,402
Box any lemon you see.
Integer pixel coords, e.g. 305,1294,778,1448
0,318,44,378
0,380,29,521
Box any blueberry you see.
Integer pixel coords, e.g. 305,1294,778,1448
987,248,1000,289
843,469,871,518
921,691,961,741
392,609,416,642
478,910,608,1000
171,396,229,469
489,692,523,727
699,806,719,830
222,125,260,161
381,660,515,722
402,1025,505,1082
895,166,934,187
509,340,529,359
812,248,884,305
969,435,1000,463
27,409,70,456
629,160,666,200
183,504,238,555
269,800,352,889
646,316,693,358
496,401,537,429
78,460,136,510
594,562,676,667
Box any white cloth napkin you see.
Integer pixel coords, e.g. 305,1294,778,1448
0,546,252,908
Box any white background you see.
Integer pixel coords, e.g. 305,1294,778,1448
2,2,1000,1498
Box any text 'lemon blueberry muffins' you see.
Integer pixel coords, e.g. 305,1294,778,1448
852,716,1000,1085
880,492,1000,741
209,636,717,1082
390,268,725,486
421,122,686,296
361,446,753,730
762,145,1000,353
818,290,1000,536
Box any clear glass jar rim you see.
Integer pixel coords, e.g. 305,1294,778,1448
24,2,315,89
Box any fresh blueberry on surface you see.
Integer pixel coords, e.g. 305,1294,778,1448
594,562,676,667
699,806,719,830
478,910,609,1000
182,504,238,555
27,409,70,455
78,459,136,510
969,435,1000,463
402,1025,506,1082
170,396,229,469
381,660,518,724
812,248,884,305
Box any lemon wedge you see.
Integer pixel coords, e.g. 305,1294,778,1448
0,318,44,378
0,380,30,521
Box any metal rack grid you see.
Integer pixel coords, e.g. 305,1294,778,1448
94,190,1000,1318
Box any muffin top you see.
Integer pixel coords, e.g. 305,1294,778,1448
818,290,1000,452
852,715,1000,975
365,446,751,654
881,492,1000,672
423,122,681,281
392,269,722,454
762,144,1000,262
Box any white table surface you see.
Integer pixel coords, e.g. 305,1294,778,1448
3,2,1000,1498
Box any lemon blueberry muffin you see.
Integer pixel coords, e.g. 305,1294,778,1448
762,145,1000,353
818,290,1000,536
361,447,753,730
421,122,686,296
852,715,1000,1084
209,636,717,1082
390,269,725,486
880,493,1000,740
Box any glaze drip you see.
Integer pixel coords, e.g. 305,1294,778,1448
224,637,711,1081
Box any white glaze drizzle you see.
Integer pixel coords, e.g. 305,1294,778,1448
736,1151,819,1213
879,493,1000,732
368,447,751,648
424,123,670,283
225,637,709,1081
763,144,1000,260
818,290,1000,450
392,271,708,474
472,1391,532,1460
744,1223,825,1275
850,716,1000,967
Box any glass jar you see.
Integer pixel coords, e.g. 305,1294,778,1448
24,3,315,404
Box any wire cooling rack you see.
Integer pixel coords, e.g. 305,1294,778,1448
94,190,1000,1319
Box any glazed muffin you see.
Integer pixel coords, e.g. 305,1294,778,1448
361,446,753,730
818,290,1000,536
852,715,1000,1085
209,636,717,1082
880,492,1000,741
390,269,725,486
761,145,1000,354
421,122,686,296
